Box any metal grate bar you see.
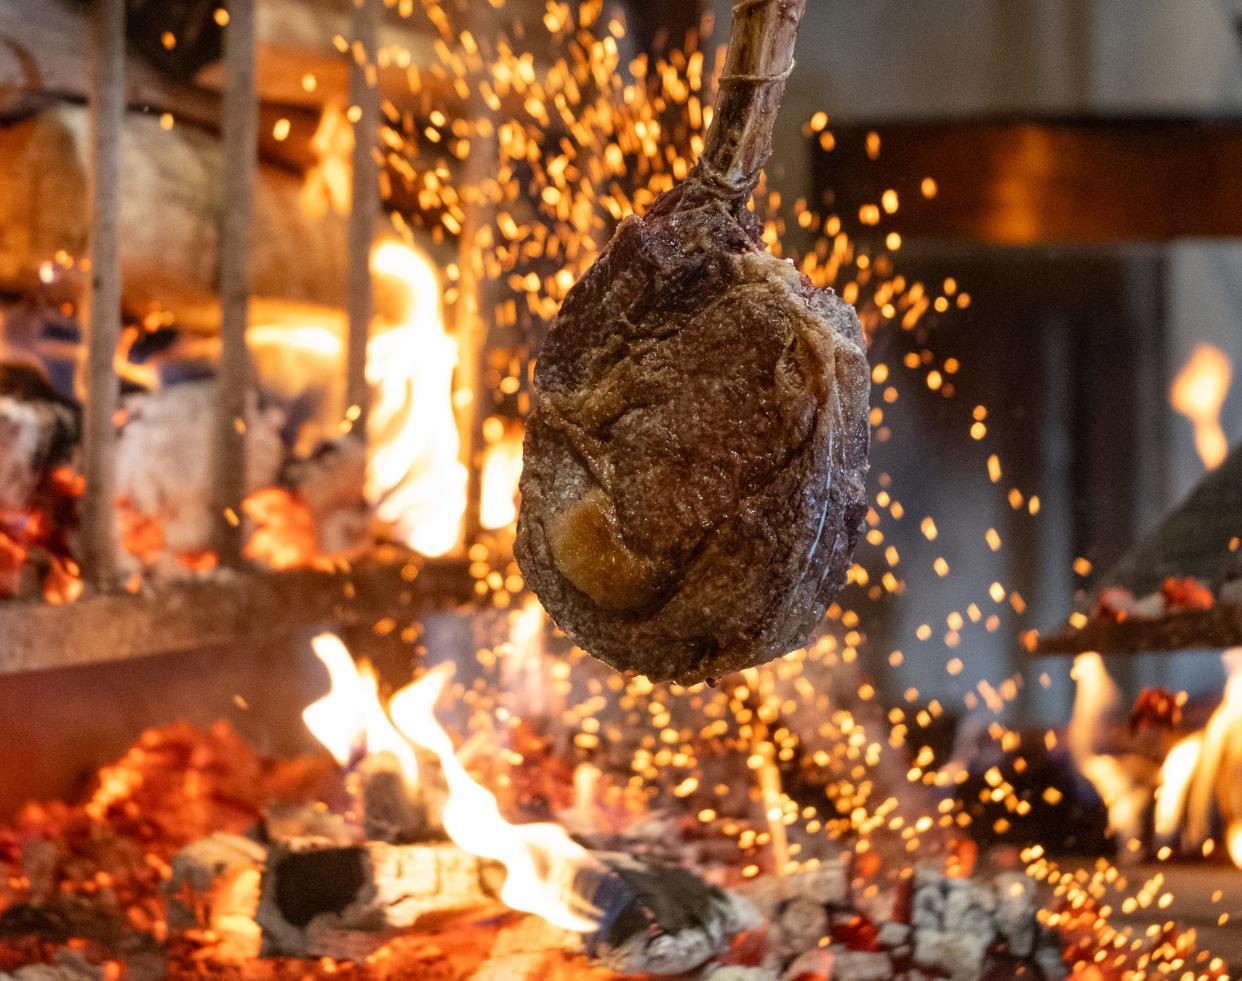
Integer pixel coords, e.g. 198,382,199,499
213,0,259,566
346,0,382,436
80,0,126,590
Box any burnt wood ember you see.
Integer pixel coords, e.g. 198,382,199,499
516,0,870,684
0,364,78,512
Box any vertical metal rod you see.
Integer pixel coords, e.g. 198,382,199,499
81,0,125,591
346,0,381,435
213,0,258,566
457,117,497,549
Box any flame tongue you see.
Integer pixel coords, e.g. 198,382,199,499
389,664,600,932
1075,648,1242,868
1170,343,1232,470
303,634,600,932
366,241,467,557
303,634,420,785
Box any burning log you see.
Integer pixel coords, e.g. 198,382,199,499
253,833,760,973
351,749,447,845
254,838,505,959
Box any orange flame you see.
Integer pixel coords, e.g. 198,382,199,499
1153,733,1203,840
1083,648,1242,868
1181,648,1242,856
241,488,322,571
388,663,600,932
366,241,467,557
243,240,466,560
303,634,420,786
1228,823,1242,868
302,633,600,931
1170,344,1232,470
1068,653,1148,849
302,102,354,218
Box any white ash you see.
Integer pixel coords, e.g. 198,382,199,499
1129,592,1166,619
993,872,1038,958
875,921,910,951
913,929,988,981
829,949,894,981
775,896,828,953
1221,579,1242,607
943,880,998,947
703,967,779,981
735,858,849,920
594,888,760,977
732,860,1065,981
1034,940,1069,980
800,860,850,908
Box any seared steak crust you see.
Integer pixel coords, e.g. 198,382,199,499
516,193,869,684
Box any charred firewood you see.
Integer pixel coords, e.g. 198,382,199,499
255,839,505,960
575,853,760,976
0,363,78,512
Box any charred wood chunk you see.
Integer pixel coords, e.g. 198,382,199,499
516,0,869,684
115,380,284,573
358,765,429,845
577,853,760,976
0,363,78,511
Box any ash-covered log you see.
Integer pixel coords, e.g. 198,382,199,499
575,852,760,976
254,835,757,972
255,838,505,960
0,105,349,325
